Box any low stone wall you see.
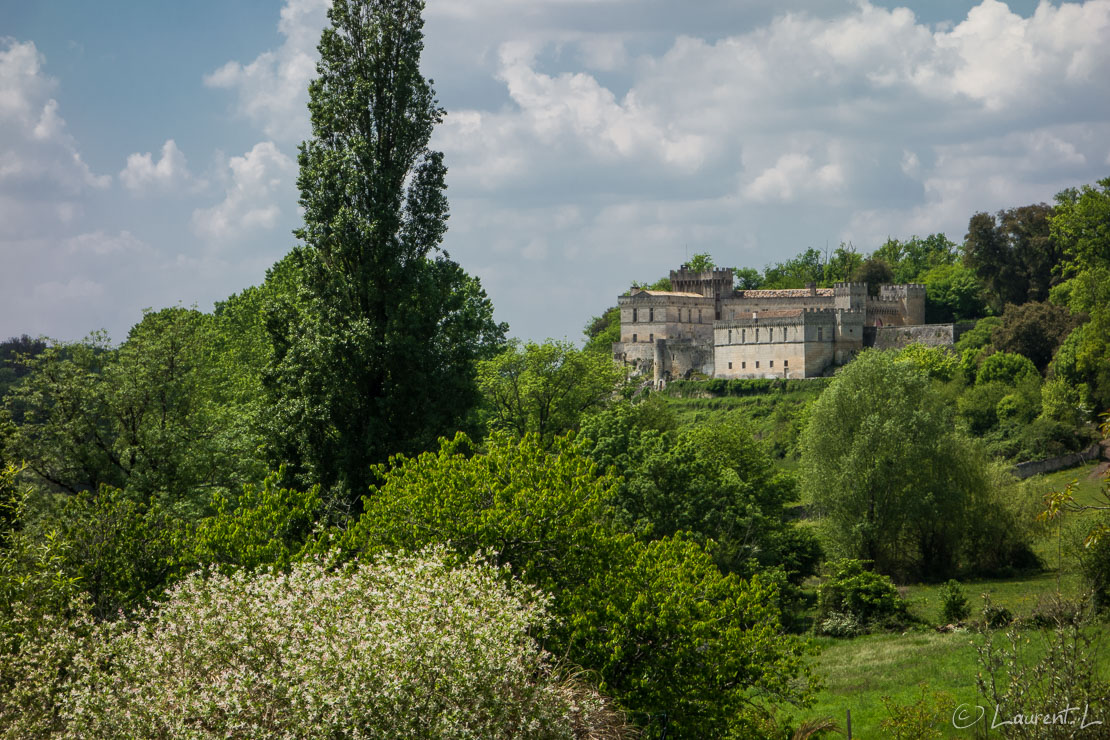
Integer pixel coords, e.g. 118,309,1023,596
1011,444,1103,480
865,323,959,350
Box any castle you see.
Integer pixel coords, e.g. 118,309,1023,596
612,264,944,383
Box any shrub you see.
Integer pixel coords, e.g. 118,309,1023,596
816,559,905,634
957,380,1010,434
981,602,1013,629
58,552,629,739
976,351,1038,386
817,612,864,638
896,343,958,382
940,580,970,624
880,683,955,740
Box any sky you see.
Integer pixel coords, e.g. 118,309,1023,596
2,0,1109,344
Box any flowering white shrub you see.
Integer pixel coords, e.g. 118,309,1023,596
56,551,627,739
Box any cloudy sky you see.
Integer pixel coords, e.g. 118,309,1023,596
2,0,1109,344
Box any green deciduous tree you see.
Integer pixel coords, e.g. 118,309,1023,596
919,263,988,323
582,306,620,355
577,407,819,582
762,247,825,289
801,350,1035,580
733,266,764,290
976,351,1039,386
991,301,1083,373
1051,177,1110,410
872,233,959,284
963,204,1064,310
338,432,817,737
895,343,958,382
686,252,714,271
477,340,622,447
0,336,46,414
822,243,862,284
264,0,505,503
851,257,895,297
184,469,322,575
3,309,264,509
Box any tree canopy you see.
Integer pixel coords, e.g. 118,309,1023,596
801,350,1035,581
477,339,622,447
338,432,818,736
963,204,1063,310
263,0,505,502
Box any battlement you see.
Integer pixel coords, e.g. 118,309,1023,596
670,265,734,297
878,283,926,299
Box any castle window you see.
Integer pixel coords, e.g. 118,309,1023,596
755,328,759,342
755,361,760,368
728,362,733,369
728,329,732,344
742,329,746,343
649,333,654,342
742,362,746,369
770,360,774,368
784,360,789,368
715,309,721,320
632,309,638,322
632,334,637,342
649,308,654,322
818,327,824,341
698,309,702,322
782,327,787,341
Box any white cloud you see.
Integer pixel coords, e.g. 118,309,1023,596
191,141,295,242
743,151,845,203
927,0,1110,110
64,230,150,256
32,276,104,302
0,39,109,194
204,0,329,142
119,139,195,193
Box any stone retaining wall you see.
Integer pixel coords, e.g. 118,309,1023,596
1011,444,1103,480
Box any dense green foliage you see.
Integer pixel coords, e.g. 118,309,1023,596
477,340,622,447
815,559,907,636
2,309,265,509
263,0,505,504
802,350,1038,581
964,203,1063,311
577,405,820,583
992,301,1083,372
337,432,818,737
582,306,621,354
939,579,971,624
1052,177,1110,409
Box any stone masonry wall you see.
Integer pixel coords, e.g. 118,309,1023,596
867,323,959,350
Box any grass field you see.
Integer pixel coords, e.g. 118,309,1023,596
790,461,1109,739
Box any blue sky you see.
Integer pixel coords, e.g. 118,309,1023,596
2,0,1108,344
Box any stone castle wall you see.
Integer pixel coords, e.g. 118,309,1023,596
613,267,933,380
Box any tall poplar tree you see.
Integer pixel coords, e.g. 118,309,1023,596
265,0,505,504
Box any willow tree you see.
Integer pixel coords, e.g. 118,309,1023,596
266,0,505,504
